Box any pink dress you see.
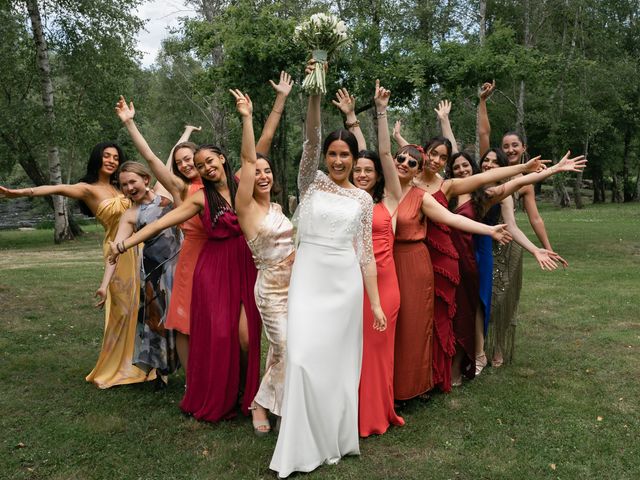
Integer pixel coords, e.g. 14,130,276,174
165,180,207,334
359,202,404,436
179,197,262,421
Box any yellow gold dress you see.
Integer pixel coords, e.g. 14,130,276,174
85,196,153,388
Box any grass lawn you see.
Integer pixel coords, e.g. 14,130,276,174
0,203,639,480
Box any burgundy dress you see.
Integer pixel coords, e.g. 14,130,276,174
449,200,478,380
359,202,404,436
425,188,460,393
180,197,262,421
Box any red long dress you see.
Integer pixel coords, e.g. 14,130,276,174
449,200,478,380
393,187,434,400
359,202,404,436
425,188,460,393
180,198,262,421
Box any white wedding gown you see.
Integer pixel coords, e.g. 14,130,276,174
270,134,375,478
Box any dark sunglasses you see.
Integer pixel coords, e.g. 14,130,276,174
395,155,419,168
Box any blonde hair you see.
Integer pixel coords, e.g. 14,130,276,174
118,161,152,184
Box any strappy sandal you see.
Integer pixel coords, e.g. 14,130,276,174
249,402,271,437
475,353,488,376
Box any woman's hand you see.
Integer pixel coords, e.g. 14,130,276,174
552,151,587,173
533,248,563,270
523,155,551,173
115,95,135,123
185,125,202,133
371,304,387,332
332,87,356,116
230,89,253,117
0,186,27,198
94,287,107,309
479,80,496,100
269,71,293,97
392,120,402,139
107,241,121,265
546,249,568,268
374,79,390,111
434,100,452,121
305,58,327,76
490,224,512,245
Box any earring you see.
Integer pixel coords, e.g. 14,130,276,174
145,187,150,192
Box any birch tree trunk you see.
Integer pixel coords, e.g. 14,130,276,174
25,0,73,242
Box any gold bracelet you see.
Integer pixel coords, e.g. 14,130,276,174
376,111,387,117
345,119,360,129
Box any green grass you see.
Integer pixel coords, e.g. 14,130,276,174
0,203,638,479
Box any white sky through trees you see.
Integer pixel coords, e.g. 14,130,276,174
135,0,197,67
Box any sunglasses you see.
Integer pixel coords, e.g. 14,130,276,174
395,155,419,169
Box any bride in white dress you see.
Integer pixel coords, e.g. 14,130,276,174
270,64,387,478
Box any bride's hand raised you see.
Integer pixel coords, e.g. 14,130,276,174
372,305,387,332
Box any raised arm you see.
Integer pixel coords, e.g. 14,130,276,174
487,151,587,205
435,100,458,154
256,71,293,155
478,81,495,157
392,120,409,148
109,191,203,262
231,89,258,214
499,196,564,270
374,80,401,204
298,61,323,196
332,87,366,151
421,192,511,243
115,96,185,200
445,155,549,197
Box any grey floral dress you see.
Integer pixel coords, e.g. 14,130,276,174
133,194,180,376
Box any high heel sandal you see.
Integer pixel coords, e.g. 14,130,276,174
249,402,271,437
475,353,487,376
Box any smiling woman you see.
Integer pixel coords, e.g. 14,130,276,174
0,142,153,389
107,143,262,423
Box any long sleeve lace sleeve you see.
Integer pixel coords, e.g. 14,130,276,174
356,193,376,275
297,126,322,198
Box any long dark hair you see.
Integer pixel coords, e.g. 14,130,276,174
424,136,452,161
446,151,489,219
479,148,509,169
322,129,359,164
77,142,126,216
171,141,197,183
257,152,282,195
355,150,385,204
195,144,237,225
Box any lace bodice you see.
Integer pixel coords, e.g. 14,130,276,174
294,130,374,272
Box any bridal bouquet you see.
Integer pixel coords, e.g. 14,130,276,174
294,13,348,94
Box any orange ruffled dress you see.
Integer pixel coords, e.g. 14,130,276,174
165,180,207,334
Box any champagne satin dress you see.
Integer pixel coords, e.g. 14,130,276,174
86,196,151,388
246,202,295,416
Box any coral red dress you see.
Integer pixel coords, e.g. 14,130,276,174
393,187,434,400
359,202,404,436
165,180,207,334
449,199,478,380
180,197,261,421
425,188,460,393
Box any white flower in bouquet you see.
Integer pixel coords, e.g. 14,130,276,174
294,13,349,94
